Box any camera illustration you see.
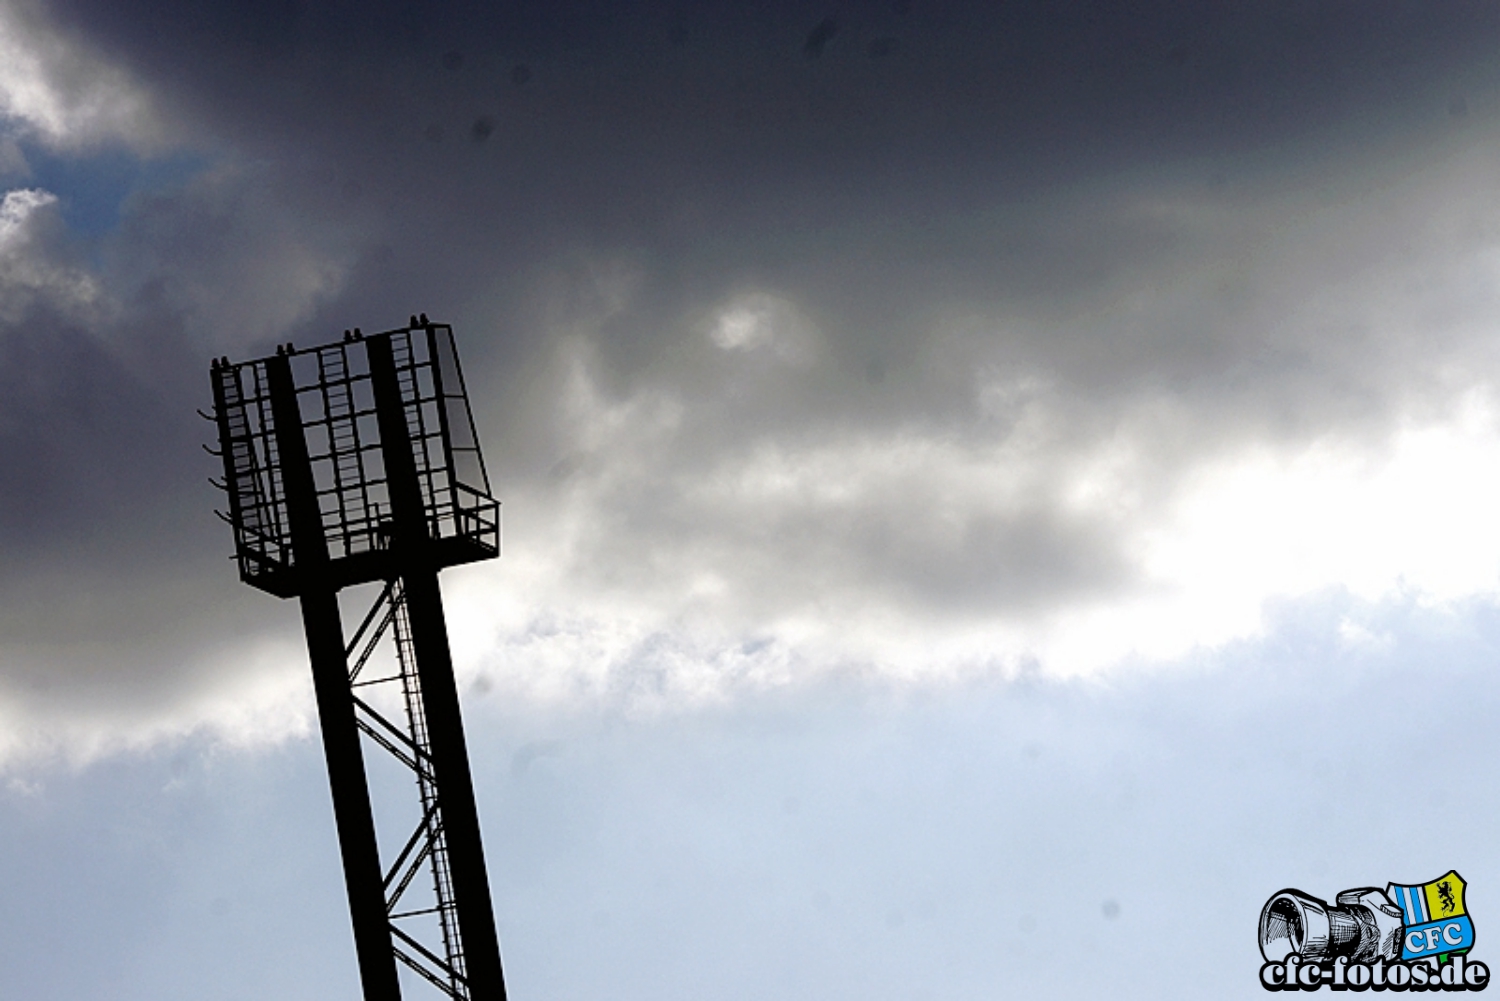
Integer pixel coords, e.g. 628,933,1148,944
1260,887,1406,963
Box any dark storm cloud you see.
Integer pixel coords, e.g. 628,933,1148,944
3,0,1500,746
46,1,1500,155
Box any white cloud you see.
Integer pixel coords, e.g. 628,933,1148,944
0,186,101,321
0,0,161,148
1147,391,1500,608
0,637,312,771
0,183,50,233
708,292,818,364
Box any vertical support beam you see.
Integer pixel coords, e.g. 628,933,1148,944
267,354,404,1001
367,333,509,1001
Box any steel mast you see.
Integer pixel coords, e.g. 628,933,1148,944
209,316,506,1000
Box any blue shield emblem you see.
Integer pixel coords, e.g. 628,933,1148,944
1387,871,1474,961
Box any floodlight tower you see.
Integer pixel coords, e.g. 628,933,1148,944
208,317,506,1001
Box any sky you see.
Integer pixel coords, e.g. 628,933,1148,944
2,1,1500,997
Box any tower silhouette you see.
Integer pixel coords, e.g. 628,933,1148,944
209,318,505,1000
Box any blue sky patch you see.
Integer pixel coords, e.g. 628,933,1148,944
17,142,208,236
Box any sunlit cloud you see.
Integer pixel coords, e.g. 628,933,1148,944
441,355,1500,701
1147,390,1500,608
0,0,160,148
0,186,101,321
708,292,818,365
0,637,312,770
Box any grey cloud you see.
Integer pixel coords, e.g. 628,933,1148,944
0,160,359,751
1,0,1499,742
471,138,1500,647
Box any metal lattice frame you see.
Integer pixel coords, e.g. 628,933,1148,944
210,323,498,598
347,580,470,999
